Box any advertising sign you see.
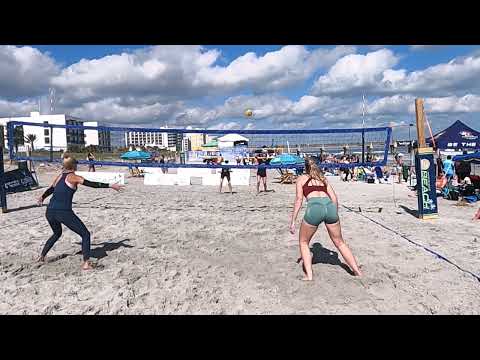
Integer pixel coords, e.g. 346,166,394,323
3,168,38,194
414,148,438,219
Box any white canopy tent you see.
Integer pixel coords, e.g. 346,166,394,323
217,134,249,149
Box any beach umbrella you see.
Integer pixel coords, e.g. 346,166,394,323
270,153,304,166
120,150,151,160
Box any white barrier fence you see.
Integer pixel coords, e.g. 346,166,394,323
143,168,251,186
76,171,125,185
144,173,190,186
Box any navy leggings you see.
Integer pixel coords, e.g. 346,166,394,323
41,209,91,261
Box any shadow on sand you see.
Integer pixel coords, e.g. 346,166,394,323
73,239,134,260
398,205,419,218
7,204,43,213
310,242,353,275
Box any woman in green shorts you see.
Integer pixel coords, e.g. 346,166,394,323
289,157,362,280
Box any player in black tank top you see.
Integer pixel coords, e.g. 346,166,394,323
219,160,233,194
256,157,268,194
87,152,96,172
37,157,123,270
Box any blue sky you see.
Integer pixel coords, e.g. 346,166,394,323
29,44,477,79
2,45,480,139
33,45,479,72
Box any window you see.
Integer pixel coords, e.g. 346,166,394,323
45,137,50,144
44,129,49,136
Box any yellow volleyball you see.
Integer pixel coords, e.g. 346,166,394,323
244,109,253,117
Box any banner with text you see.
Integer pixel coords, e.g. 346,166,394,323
3,168,38,194
414,149,438,219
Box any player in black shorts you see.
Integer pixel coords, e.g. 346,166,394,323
87,152,96,172
219,160,233,194
256,156,268,194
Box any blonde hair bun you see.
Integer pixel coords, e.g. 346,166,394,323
63,156,77,171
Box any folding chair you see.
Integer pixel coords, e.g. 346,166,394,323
280,169,297,184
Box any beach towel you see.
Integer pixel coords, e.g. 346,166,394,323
355,168,366,181
442,184,459,201
463,195,478,203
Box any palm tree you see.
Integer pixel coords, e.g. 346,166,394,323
24,134,37,152
13,126,24,153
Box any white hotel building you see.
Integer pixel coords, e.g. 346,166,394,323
125,128,190,152
0,112,111,152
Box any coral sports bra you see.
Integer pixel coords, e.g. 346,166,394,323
302,177,327,197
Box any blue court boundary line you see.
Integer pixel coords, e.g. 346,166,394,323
342,205,480,283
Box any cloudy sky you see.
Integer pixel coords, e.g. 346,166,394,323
1,45,480,139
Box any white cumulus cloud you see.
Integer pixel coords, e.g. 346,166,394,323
312,49,480,97
52,45,356,106
0,46,59,99
311,49,399,96
0,98,38,117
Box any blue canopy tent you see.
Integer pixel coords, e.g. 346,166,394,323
426,120,480,151
452,151,480,164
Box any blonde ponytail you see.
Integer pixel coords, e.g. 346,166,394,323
305,157,326,184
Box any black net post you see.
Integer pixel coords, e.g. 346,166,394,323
0,125,7,213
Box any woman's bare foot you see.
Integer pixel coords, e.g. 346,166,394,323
296,257,308,275
473,209,480,220
353,266,363,277
302,276,313,281
37,256,45,263
81,261,95,271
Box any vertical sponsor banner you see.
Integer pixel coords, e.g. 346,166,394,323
0,125,7,212
415,148,438,219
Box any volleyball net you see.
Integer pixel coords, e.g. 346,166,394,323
5,121,392,169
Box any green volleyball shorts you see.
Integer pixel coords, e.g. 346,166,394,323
303,197,339,226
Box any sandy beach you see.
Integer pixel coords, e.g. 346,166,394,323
1,166,479,314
